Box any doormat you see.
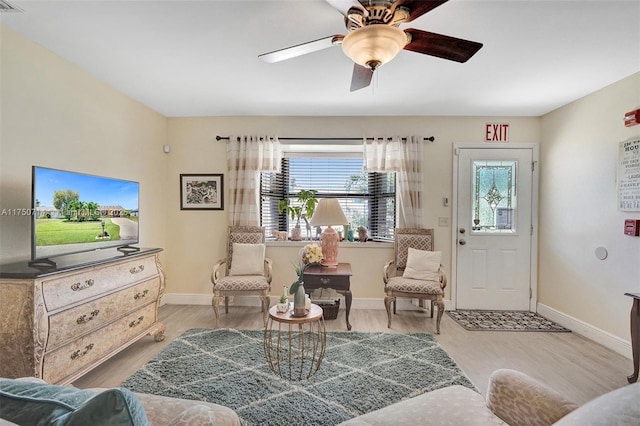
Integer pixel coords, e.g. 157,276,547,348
447,310,570,332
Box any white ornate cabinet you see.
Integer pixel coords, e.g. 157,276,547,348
0,248,165,384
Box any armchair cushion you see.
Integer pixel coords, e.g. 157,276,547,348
385,276,443,294
215,275,269,291
402,248,441,281
229,243,265,276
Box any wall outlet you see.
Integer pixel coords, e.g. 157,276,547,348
438,216,449,227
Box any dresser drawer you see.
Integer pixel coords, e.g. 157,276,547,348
303,274,350,291
46,277,161,350
41,255,158,311
42,303,157,384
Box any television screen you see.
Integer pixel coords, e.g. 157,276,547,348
31,166,139,262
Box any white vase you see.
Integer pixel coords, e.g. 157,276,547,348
290,226,302,241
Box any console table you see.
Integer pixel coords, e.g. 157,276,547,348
0,248,165,384
303,263,352,330
626,292,640,383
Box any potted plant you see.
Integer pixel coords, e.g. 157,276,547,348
276,293,289,313
278,189,318,241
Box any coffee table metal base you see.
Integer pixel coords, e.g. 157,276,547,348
264,304,326,380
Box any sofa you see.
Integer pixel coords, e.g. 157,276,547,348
340,369,640,426
0,377,240,426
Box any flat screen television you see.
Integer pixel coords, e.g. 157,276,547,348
31,166,140,266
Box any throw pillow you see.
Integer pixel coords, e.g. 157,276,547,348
229,243,265,276
0,378,148,426
402,248,441,281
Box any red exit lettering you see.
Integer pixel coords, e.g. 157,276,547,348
485,123,509,142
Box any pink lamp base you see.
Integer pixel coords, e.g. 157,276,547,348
320,226,340,267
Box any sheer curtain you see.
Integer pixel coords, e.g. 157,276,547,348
226,136,281,226
363,136,424,228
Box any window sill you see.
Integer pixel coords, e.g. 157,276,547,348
266,240,393,249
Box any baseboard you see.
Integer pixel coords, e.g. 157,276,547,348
161,293,454,312
537,303,632,360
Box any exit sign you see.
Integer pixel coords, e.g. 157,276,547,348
485,123,509,142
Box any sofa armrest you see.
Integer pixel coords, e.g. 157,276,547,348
486,369,578,426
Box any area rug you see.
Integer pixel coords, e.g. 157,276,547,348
122,328,474,425
447,310,570,332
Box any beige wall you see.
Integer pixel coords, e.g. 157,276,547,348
3,24,636,349
0,26,168,263
164,116,540,301
539,72,640,340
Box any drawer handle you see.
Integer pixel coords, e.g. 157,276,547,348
320,278,331,285
129,316,144,328
71,279,94,292
76,309,100,325
70,343,94,360
134,289,149,300
130,265,145,274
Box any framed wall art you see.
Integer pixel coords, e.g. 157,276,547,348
180,174,224,210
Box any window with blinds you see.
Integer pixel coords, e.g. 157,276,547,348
260,155,396,240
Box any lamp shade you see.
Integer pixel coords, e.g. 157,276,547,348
310,198,348,226
341,24,408,68
310,198,348,267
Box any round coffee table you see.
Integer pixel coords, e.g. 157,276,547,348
264,303,326,380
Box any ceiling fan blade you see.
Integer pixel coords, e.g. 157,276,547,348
404,28,483,63
258,35,343,63
350,63,373,92
391,0,448,22
325,0,367,17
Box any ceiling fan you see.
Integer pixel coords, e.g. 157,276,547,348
258,0,483,92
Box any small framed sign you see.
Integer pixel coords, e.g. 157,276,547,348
617,138,640,211
180,174,224,210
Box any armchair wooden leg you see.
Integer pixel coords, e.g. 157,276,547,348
212,295,222,326
435,300,445,334
260,295,270,326
225,296,229,314
384,296,395,328
430,300,435,318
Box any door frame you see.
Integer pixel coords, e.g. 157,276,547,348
450,143,540,312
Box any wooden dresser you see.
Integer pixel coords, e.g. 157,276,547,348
0,248,165,384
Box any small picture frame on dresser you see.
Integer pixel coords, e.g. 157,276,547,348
180,174,224,210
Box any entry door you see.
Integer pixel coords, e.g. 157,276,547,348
455,147,534,310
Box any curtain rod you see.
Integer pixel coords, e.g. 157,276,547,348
215,136,435,142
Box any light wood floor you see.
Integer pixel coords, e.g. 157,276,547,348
73,304,633,405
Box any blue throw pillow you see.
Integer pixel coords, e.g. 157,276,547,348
0,379,149,426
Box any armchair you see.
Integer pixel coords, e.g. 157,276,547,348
211,226,272,325
383,228,447,333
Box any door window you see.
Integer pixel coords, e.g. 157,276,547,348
472,160,517,233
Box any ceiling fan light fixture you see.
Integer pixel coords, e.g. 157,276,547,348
341,24,407,69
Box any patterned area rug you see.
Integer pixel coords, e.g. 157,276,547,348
447,310,570,332
122,328,474,425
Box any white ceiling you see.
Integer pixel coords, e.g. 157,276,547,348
1,0,639,117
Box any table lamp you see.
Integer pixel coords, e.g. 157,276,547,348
310,198,348,267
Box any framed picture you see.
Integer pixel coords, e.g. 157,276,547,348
180,174,224,210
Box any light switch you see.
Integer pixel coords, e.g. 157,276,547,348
443,197,449,207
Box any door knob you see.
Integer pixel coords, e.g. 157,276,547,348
459,228,466,234
459,239,466,245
